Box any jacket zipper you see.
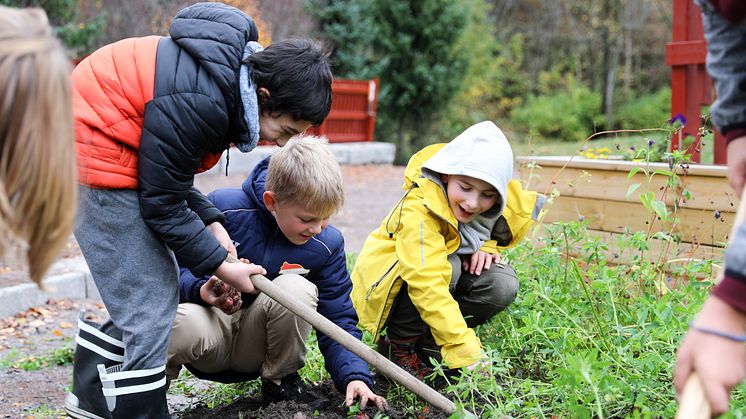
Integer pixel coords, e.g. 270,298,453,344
373,283,397,337
422,203,458,232
365,260,398,301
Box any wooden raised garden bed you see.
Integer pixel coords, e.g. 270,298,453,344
516,156,738,271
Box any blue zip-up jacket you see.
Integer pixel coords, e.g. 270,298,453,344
179,157,374,391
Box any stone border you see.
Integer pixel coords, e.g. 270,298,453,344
203,141,396,176
0,256,98,318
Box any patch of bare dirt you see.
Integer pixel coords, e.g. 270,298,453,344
0,298,108,417
175,380,446,419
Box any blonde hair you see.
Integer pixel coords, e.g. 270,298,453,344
0,6,77,286
267,135,344,217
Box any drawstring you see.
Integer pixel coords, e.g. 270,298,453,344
225,147,230,176
385,183,417,238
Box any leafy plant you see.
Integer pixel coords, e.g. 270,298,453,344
510,79,604,143
0,346,74,371
309,0,376,80
1,0,106,59
367,0,471,161
614,88,671,131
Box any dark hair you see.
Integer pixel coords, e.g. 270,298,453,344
247,39,332,126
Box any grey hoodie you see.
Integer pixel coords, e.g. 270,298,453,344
422,121,514,254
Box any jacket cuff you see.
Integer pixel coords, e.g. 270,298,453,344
191,279,212,307
201,211,226,226
712,274,746,314
723,125,746,143
340,372,375,393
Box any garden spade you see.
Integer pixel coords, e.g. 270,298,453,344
676,183,746,419
224,254,476,417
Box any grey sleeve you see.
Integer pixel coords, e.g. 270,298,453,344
725,222,746,281
699,2,746,135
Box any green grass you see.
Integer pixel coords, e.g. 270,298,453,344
0,346,74,371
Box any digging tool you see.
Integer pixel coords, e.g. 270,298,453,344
224,254,476,417
676,184,746,418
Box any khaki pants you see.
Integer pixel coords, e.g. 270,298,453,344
167,274,318,382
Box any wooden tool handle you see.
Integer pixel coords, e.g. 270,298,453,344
224,254,475,417
676,373,711,419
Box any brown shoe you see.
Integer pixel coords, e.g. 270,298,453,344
377,336,433,380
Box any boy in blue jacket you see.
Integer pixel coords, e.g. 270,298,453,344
167,136,387,411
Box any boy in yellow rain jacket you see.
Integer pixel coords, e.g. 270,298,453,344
351,121,543,378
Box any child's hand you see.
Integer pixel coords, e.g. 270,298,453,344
466,358,491,377
462,251,501,275
344,380,388,411
214,258,265,295
206,221,237,257
199,276,243,314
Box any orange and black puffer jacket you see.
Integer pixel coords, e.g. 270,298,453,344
72,2,258,277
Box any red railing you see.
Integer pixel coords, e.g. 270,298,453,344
666,0,726,164
307,78,378,143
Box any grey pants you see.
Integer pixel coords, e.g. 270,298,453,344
386,253,519,340
75,186,179,371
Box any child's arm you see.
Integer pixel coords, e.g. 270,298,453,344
313,232,376,393
138,92,231,278
213,258,265,294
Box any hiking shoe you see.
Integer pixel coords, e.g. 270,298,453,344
376,336,433,380
416,332,442,367
261,372,329,410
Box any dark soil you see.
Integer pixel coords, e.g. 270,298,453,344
175,381,432,419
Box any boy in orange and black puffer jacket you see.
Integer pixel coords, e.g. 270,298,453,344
64,3,332,418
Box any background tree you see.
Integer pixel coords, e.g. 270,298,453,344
78,0,271,48
308,0,375,79
2,0,106,58
368,0,471,161
9,0,677,149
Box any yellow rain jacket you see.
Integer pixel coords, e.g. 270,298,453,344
351,142,543,368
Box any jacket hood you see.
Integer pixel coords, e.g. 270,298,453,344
421,121,513,216
170,2,259,122
242,156,271,216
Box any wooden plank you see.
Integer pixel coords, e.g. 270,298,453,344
666,41,707,66
541,195,734,247
519,165,738,212
517,156,727,178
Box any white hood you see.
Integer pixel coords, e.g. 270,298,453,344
422,121,513,216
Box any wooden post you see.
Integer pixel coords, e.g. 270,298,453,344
666,0,726,164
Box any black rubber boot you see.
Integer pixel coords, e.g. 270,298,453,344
98,363,170,419
64,312,124,419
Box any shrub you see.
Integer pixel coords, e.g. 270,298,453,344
510,81,603,143
614,88,671,130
